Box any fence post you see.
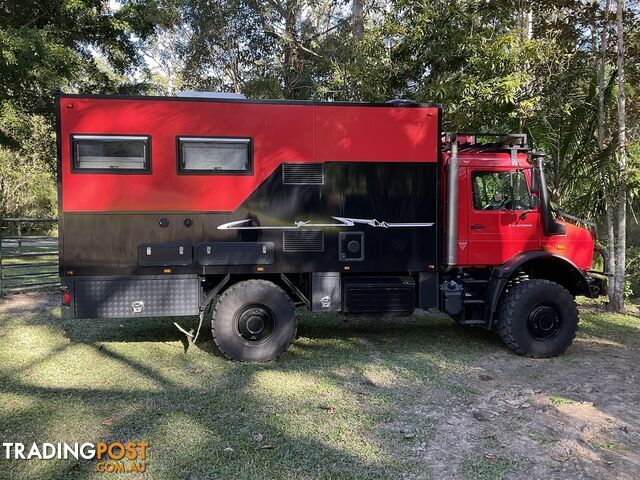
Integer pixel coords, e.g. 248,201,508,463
0,218,3,297
0,217,59,295
17,223,22,254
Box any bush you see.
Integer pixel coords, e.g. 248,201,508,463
0,114,56,219
627,245,640,301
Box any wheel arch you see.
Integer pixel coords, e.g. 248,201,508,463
486,251,592,318
202,273,307,311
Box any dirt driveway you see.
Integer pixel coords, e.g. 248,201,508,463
412,304,640,479
0,292,638,479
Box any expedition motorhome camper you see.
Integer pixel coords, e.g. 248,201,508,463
56,93,605,362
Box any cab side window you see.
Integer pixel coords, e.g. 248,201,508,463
472,171,530,211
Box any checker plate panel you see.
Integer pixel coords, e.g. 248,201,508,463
74,276,199,318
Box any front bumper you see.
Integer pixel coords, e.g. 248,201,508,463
585,274,607,298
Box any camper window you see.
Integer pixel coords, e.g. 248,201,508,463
178,137,252,174
72,135,150,172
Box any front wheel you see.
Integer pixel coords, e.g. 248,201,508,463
212,280,297,362
496,279,578,358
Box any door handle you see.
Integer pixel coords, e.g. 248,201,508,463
471,224,485,230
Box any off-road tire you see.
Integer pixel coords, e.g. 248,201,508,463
212,280,296,362
496,279,578,358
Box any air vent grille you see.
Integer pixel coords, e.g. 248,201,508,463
283,230,324,252
283,163,324,185
343,277,415,315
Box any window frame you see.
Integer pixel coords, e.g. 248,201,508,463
70,134,152,174
470,169,534,213
176,136,254,176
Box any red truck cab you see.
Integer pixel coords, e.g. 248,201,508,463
446,135,596,270
439,134,605,357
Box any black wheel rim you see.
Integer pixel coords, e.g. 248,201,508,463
527,304,562,340
235,304,275,343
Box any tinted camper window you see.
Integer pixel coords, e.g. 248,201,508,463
178,137,252,174
72,135,150,172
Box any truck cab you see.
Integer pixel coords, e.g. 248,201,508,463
448,134,594,270
440,134,606,357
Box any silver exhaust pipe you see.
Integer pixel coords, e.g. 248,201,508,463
445,135,458,268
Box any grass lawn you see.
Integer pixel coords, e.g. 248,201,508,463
0,293,638,479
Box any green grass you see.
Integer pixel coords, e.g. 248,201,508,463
549,396,579,406
578,298,640,346
0,296,637,479
460,455,518,480
588,440,620,452
0,303,483,479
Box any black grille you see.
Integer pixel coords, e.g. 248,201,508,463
282,163,324,185
283,230,324,252
343,277,415,315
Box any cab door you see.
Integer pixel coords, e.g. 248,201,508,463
466,168,540,265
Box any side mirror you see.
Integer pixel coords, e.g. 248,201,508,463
530,168,540,193
530,194,540,209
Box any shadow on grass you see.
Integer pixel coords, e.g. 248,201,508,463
1,306,476,479
3,297,638,479
54,307,502,353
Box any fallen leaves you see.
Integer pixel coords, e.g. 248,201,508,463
484,453,498,464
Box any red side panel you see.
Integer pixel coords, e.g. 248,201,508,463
314,106,438,161
60,98,313,212
59,98,439,212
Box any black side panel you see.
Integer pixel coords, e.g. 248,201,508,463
311,272,341,312
202,162,439,274
198,242,275,265
417,272,439,308
74,275,199,318
63,213,204,276
137,243,193,266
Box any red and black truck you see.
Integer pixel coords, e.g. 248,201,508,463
56,93,606,362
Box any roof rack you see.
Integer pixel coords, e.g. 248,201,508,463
442,133,528,165
453,133,528,151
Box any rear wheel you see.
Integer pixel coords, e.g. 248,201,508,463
496,279,578,358
212,280,296,362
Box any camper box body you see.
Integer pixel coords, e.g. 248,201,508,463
57,95,441,318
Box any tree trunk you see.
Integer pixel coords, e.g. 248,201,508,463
352,0,364,39
283,0,302,99
612,0,627,312
606,196,616,282
525,9,533,40
597,0,617,305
